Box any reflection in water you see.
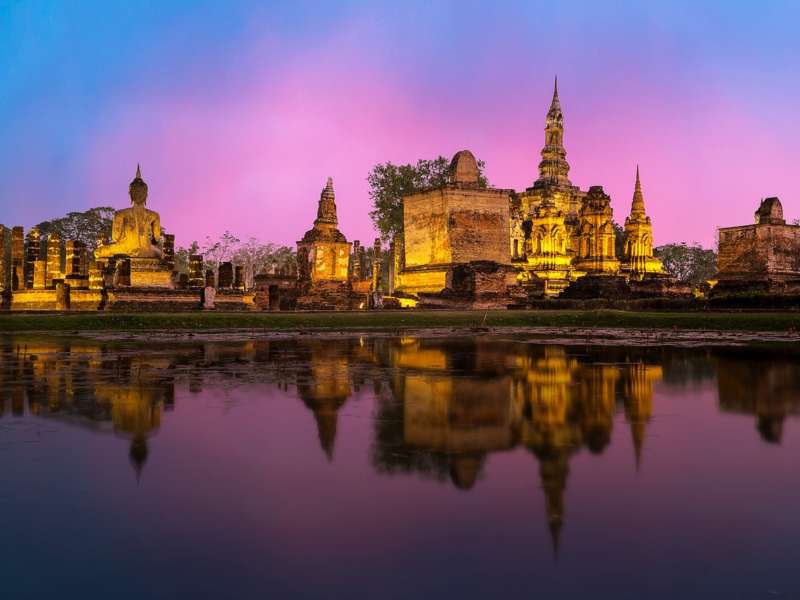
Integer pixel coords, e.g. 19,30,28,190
1,335,799,557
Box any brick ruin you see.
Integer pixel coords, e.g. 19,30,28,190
715,197,800,295
388,79,689,306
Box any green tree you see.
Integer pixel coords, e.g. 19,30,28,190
613,221,625,258
368,156,488,242
174,240,199,274
655,243,717,286
35,207,115,250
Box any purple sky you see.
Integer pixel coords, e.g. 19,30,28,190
2,1,799,249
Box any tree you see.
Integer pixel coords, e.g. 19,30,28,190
368,156,489,241
201,231,241,276
655,243,717,286
613,221,625,258
173,241,199,274
35,207,115,250
231,238,296,288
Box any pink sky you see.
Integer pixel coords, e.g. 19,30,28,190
4,2,799,249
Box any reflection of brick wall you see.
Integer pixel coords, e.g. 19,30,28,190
718,224,800,280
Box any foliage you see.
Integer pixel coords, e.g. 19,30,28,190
172,231,296,287
613,221,625,258
200,231,241,275
655,243,717,286
34,207,115,250
173,240,200,274
368,156,489,242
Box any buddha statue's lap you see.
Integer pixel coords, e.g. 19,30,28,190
95,206,162,259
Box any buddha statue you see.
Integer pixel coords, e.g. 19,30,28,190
95,165,162,259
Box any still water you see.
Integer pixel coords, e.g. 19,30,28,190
1,334,799,599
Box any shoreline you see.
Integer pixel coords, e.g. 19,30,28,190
1,310,799,346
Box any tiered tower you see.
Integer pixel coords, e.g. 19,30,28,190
297,178,351,284
622,167,665,279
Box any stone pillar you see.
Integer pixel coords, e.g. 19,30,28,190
33,260,47,290
55,282,70,311
205,269,215,288
163,234,175,272
88,260,105,290
358,245,367,281
188,255,204,288
218,261,234,288
234,265,245,290
11,226,24,291
46,233,63,287
371,238,382,292
25,228,42,289
0,226,6,293
65,241,87,277
114,257,131,287
388,240,396,295
352,240,362,280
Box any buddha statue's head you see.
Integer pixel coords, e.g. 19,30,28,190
129,164,148,206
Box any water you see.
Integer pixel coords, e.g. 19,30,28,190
1,334,799,599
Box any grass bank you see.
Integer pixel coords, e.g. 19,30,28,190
0,310,799,332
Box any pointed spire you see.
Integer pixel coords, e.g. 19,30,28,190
135,163,142,179
631,420,645,472
630,164,646,218
315,176,338,226
548,75,561,115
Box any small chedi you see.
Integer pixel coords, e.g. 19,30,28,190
715,197,800,295
295,178,370,310
390,78,677,305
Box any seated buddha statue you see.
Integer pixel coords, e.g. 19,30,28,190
95,165,162,259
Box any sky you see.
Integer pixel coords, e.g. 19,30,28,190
1,0,799,249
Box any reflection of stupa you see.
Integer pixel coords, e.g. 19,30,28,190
623,364,662,469
576,365,619,454
296,343,352,461
537,450,570,558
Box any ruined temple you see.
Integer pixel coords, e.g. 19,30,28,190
393,150,513,296
716,197,800,294
296,178,365,310
392,79,673,302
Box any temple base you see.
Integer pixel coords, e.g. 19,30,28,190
129,258,174,289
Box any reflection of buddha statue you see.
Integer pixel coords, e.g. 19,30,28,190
95,165,162,259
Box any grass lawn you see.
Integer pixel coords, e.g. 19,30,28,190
0,309,799,332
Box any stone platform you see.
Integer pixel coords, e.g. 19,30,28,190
129,258,174,289
105,288,202,311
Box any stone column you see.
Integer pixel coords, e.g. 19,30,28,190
88,260,105,290
234,265,245,290
25,228,42,289
388,240,396,295
371,238,382,292
188,255,204,288
218,262,233,288
163,234,175,272
55,282,70,311
0,226,6,293
65,241,87,277
351,240,362,280
46,233,63,287
205,269,215,288
33,260,47,289
11,226,24,291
